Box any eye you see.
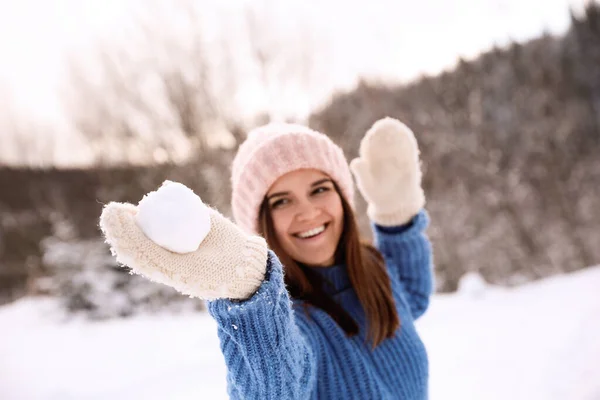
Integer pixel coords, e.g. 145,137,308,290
270,198,289,209
312,186,330,195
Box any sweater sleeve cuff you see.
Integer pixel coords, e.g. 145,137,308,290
372,209,429,239
207,250,288,319
374,219,414,234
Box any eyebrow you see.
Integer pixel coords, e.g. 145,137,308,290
266,178,333,200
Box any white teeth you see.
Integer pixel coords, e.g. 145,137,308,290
297,225,326,238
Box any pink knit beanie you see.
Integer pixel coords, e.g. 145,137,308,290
231,122,354,234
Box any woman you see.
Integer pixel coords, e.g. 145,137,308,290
100,117,434,399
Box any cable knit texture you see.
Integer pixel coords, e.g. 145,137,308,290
208,209,433,399
350,117,426,226
231,122,354,234
99,202,268,300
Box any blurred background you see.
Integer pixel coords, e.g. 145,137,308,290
1,1,599,399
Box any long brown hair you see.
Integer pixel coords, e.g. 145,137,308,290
258,183,400,348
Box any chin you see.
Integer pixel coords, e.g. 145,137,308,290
297,253,335,268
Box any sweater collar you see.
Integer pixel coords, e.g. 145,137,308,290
305,262,352,295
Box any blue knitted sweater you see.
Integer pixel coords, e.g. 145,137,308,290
208,210,433,399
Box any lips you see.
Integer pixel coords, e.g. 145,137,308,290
293,223,329,239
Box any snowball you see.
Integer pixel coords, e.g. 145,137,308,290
135,181,211,254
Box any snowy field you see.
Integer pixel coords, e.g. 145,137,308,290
1,266,599,400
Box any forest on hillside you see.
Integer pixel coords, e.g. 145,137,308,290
310,5,600,290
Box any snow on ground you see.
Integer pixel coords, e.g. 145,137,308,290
420,266,600,400
1,266,599,400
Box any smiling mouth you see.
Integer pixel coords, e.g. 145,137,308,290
294,223,329,239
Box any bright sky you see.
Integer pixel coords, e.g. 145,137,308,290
0,0,589,164
0,0,134,120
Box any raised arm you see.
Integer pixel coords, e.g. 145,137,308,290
350,117,433,318
98,181,316,399
372,210,433,319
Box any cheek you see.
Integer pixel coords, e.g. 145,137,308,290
271,210,293,241
334,200,344,222
327,197,345,241
323,194,344,224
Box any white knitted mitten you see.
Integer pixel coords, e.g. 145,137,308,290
99,182,268,301
350,117,425,227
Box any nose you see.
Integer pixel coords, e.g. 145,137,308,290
295,198,320,222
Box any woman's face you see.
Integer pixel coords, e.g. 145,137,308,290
266,169,344,268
